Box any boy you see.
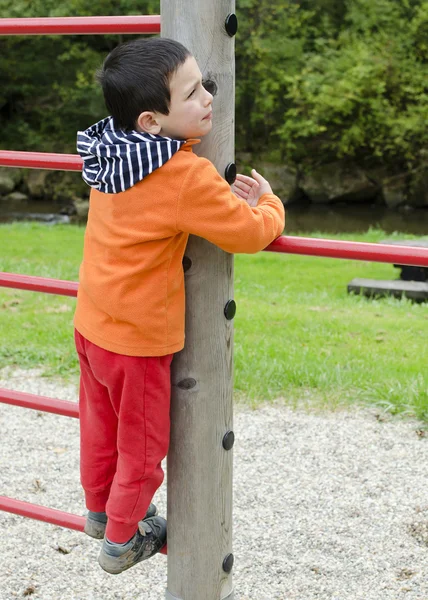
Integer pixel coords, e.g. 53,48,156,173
75,37,285,575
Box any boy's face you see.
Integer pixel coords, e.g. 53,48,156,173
137,56,213,140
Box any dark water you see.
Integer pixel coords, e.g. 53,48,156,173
1,201,428,235
0,201,72,225
286,204,428,235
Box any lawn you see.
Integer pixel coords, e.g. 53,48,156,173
0,223,427,418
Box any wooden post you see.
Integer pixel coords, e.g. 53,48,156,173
161,1,235,599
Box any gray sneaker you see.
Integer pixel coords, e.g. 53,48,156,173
84,503,158,540
98,516,167,574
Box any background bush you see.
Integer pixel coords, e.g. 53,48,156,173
1,0,428,171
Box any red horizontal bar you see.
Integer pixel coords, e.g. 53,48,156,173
0,496,167,554
0,496,84,531
0,16,160,36
0,150,82,171
0,239,427,304
0,272,78,296
266,236,428,268
0,388,79,418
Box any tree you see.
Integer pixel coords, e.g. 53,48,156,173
2,0,428,171
0,0,158,151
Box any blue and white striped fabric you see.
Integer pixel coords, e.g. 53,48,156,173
76,116,186,194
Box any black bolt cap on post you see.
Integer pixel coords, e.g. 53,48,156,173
222,553,234,573
225,163,237,185
222,430,235,451
224,299,236,320
225,13,238,37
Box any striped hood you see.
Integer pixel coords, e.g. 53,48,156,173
77,116,186,194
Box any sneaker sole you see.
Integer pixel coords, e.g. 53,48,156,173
98,540,167,574
98,517,167,574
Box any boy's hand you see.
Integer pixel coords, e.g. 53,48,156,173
232,169,273,207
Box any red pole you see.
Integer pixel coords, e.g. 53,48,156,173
0,16,161,36
0,496,167,554
0,241,427,304
0,273,78,296
0,151,82,171
0,388,79,418
266,236,428,268
0,241,427,294
0,496,85,531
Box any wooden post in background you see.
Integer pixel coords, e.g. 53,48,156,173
161,1,235,599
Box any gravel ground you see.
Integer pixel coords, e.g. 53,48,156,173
1,367,428,600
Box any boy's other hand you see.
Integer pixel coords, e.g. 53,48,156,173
232,169,273,207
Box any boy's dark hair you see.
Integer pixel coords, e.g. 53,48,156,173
97,38,191,131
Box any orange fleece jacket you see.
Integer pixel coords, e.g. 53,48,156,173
74,140,285,356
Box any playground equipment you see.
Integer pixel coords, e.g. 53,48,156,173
0,3,427,600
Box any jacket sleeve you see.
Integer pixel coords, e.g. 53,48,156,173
176,157,285,254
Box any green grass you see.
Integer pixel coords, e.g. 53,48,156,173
0,223,82,378
1,223,427,419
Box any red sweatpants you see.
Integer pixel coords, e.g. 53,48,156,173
75,329,173,543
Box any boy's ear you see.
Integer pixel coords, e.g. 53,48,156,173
136,111,162,134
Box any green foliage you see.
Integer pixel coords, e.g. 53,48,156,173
0,0,158,151
1,0,428,169
236,0,428,169
277,0,428,168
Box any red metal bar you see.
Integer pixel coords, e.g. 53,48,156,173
0,496,167,554
266,236,428,268
0,496,84,531
0,16,161,36
0,151,82,171
0,239,427,304
0,272,78,296
0,388,79,418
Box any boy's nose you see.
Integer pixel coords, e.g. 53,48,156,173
204,90,213,105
